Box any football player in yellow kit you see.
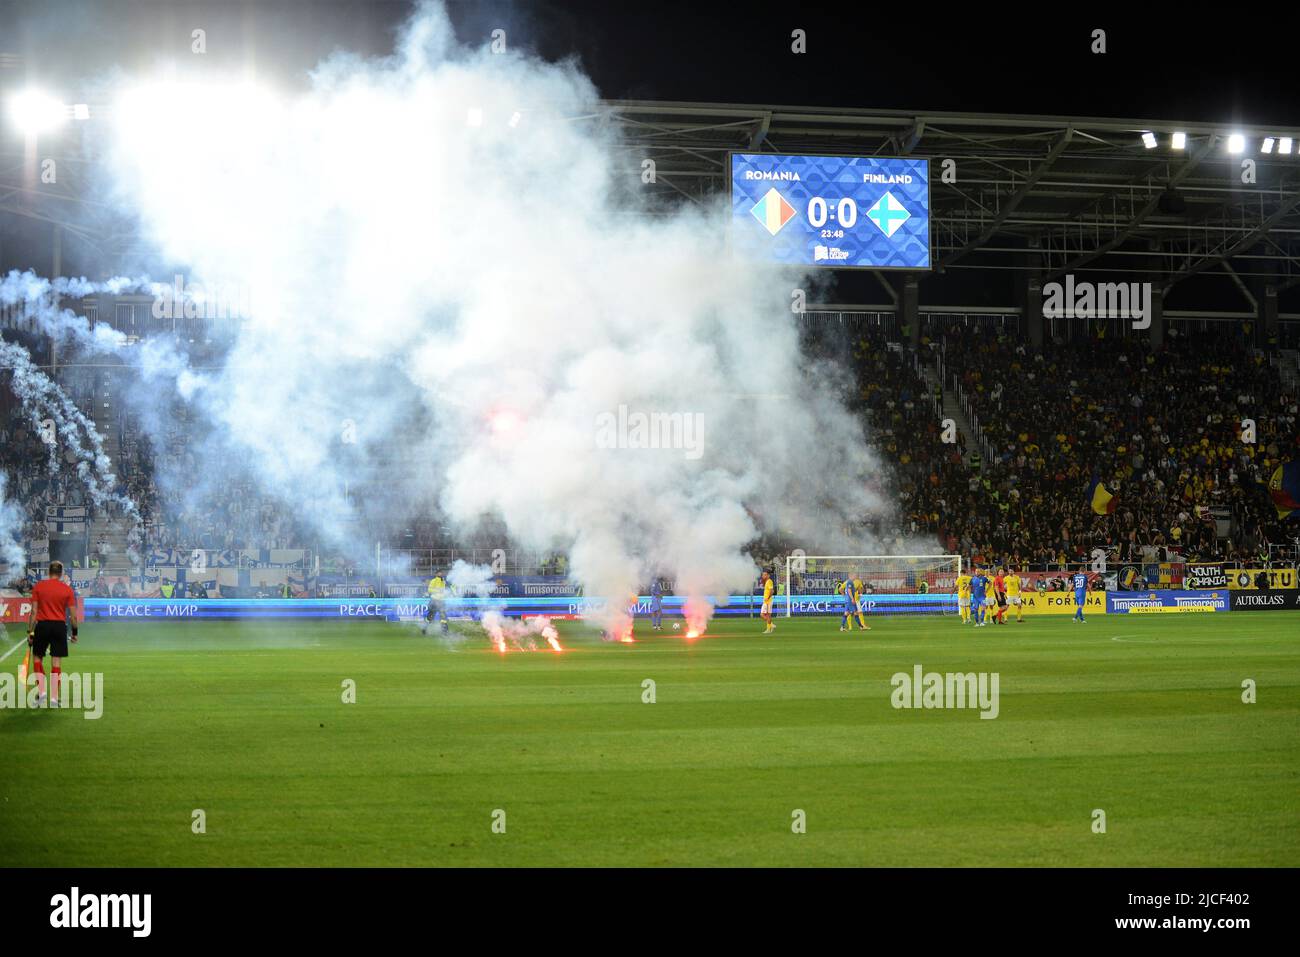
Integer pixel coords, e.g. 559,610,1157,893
1004,568,1024,622
760,570,776,634
956,569,972,624
852,576,869,629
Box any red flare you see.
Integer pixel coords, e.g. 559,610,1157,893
682,596,713,641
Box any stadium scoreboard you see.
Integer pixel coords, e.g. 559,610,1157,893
730,152,931,270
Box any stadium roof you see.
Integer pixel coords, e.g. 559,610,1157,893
4,97,1300,311
606,100,1300,297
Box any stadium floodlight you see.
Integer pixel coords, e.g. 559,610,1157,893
1262,137,1275,154
7,89,68,135
1281,137,1294,155
1171,131,1187,150
1141,131,1157,149
1228,133,1246,153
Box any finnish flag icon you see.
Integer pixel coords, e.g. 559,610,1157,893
867,192,911,237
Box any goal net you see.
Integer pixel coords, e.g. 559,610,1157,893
782,554,962,618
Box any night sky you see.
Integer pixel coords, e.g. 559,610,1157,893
1,0,1297,124
2,1,1297,308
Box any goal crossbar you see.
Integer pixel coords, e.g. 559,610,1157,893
782,554,963,618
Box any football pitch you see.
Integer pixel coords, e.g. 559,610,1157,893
1,612,1297,867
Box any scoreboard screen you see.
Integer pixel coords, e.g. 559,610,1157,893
730,152,930,270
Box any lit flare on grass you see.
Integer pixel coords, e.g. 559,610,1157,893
601,608,636,643
682,596,714,641
481,611,564,654
540,619,564,654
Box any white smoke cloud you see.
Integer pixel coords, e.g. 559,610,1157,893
434,560,563,651
3,1,909,624
0,339,134,518
480,610,563,655
0,474,26,578
444,559,496,598
0,270,142,352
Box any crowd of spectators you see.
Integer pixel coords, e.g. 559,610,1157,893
858,320,1298,569
0,372,92,568
6,318,1299,585
117,406,308,557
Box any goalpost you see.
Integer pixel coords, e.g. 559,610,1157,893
782,554,963,618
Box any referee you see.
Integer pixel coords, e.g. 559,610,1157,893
26,561,79,706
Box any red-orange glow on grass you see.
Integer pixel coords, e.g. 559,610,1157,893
682,596,713,641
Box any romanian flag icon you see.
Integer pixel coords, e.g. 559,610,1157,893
1088,474,1117,515
751,187,797,236
1269,461,1300,520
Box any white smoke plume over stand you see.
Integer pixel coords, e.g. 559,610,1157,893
0,271,143,353
0,474,26,577
2,1,921,626
0,271,185,570
0,340,136,521
0,269,229,583
444,560,496,599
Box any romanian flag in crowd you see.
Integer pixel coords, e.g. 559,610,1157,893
1087,474,1117,515
1269,462,1300,520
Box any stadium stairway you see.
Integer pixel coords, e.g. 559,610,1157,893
1278,349,1300,396
88,377,134,574
92,518,136,573
919,356,978,465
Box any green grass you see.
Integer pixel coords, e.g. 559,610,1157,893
1,611,1297,866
